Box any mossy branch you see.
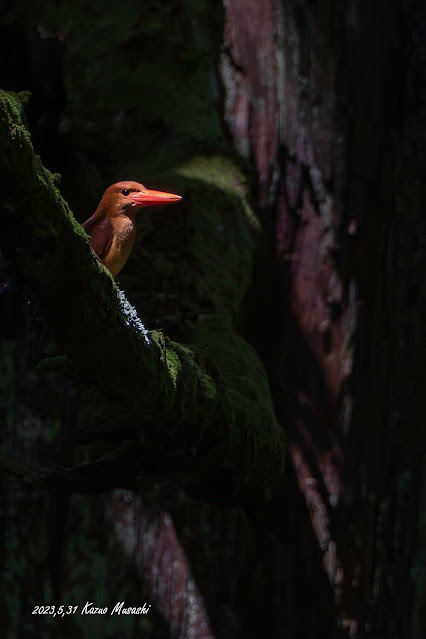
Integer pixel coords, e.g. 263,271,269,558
0,90,285,503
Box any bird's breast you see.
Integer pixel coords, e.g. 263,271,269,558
104,216,136,277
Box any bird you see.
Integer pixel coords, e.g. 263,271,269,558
82,181,181,277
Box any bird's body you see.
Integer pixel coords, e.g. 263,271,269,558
83,210,136,277
83,181,181,277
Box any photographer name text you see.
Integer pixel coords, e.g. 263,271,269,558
32,602,151,617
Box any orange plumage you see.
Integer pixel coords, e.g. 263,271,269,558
83,181,181,277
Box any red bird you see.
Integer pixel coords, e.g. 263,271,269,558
83,181,181,277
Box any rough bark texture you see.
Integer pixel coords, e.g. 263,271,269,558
221,0,426,637
0,0,425,638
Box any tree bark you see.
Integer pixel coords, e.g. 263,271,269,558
0,89,284,504
1,0,425,637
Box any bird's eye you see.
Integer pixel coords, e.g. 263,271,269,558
122,188,130,196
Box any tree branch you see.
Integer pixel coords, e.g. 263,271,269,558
0,90,285,503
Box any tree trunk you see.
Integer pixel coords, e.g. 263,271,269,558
0,1,425,637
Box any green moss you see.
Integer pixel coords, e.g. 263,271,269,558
38,0,225,169
0,6,286,637
176,156,261,233
164,344,181,388
0,3,285,503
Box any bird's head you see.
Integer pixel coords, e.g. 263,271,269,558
100,181,182,217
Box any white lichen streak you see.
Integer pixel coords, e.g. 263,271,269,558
117,288,151,347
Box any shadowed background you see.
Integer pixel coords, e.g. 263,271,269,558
1,1,425,638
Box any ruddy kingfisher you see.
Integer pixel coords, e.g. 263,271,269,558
83,181,181,277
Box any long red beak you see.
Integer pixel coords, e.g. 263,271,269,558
132,188,182,207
